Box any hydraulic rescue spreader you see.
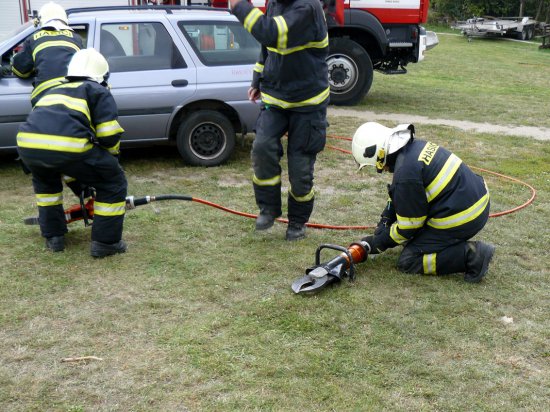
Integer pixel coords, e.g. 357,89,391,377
291,242,369,294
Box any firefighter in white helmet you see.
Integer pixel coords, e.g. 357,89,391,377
352,122,495,283
17,49,128,258
12,2,83,106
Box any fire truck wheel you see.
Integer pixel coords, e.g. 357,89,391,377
327,37,373,106
176,110,235,167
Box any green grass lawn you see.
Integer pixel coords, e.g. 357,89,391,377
362,31,550,128
0,35,549,411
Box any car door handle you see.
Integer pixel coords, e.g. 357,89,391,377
171,79,188,87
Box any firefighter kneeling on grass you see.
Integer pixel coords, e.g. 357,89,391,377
352,122,495,283
17,48,128,258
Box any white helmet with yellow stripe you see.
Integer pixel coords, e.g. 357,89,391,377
352,122,415,172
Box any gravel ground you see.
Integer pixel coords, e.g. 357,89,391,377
329,108,550,141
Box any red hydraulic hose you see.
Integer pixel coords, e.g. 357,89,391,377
191,197,375,230
122,135,538,231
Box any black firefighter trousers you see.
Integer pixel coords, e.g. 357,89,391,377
396,203,490,276
252,105,327,225
20,146,127,244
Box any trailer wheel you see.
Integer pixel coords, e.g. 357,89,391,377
176,110,235,167
327,37,373,106
527,26,535,40
517,28,528,40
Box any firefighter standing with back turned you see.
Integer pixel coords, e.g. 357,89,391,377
11,2,83,107
229,0,330,241
17,49,128,258
351,122,495,283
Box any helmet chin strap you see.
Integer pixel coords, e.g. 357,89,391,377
375,137,391,173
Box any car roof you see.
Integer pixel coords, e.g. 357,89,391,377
66,5,233,20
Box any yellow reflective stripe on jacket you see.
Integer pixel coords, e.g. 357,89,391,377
273,16,288,50
253,174,281,186
423,253,437,275
94,200,126,217
244,8,263,32
254,62,264,73
427,193,489,230
389,222,408,244
36,192,63,207
31,77,65,100
261,86,330,109
425,153,463,202
32,40,80,61
289,188,315,202
266,35,329,55
105,141,120,155
96,120,124,138
54,81,84,89
12,66,33,78
35,94,91,124
396,213,426,229
17,132,94,153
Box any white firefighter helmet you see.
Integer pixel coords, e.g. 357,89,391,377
67,48,109,84
38,2,68,26
352,122,415,172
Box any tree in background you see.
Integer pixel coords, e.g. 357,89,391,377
431,0,550,22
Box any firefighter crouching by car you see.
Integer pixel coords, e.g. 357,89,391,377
17,48,128,258
352,122,495,283
229,0,330,241
11,1,83,107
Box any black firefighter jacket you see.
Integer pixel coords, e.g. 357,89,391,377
12,27,83,103
372,139,490,252
232,0,329,111
17,80,124,160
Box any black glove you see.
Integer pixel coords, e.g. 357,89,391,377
361,235,380,255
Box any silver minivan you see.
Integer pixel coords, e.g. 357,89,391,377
0,6,260,166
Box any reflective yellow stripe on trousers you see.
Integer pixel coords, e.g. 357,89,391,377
94,201,126,217
253,174,281,186
423,253,437,275
36,192,63,207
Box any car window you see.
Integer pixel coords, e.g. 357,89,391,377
100,22,186,72
71,24,89,48
178,21,260,66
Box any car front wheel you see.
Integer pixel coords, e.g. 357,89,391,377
176,110,235,166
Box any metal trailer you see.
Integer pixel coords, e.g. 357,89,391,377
453,16,538,41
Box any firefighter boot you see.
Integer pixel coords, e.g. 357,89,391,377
91,240,127,258
285,222,306,241
46,236,65,252
464,241,495,283
255,210,281,231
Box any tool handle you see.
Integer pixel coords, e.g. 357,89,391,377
315,244,356,281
